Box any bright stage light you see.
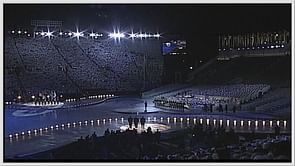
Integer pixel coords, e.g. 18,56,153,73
59,32,63,35
11,30,15,34
68,32,72,36
41,32,45,36
18,30,21,34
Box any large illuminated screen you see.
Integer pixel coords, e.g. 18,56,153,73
162,40,186,55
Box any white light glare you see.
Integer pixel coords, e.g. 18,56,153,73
130,33,136,38
154,34,160,37
45,32,53,37
109,32,125,38
73,32,83,37
90,33,95,37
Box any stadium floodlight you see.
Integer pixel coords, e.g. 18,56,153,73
90,33,95,37
45,31,53,37
270,46,275,49
35,32,39,35
73,30,84,40
154,34,160,38
59,32,63,35
24,31,27,34
73,32,82,37
41,32,45,36
281,45,284,48
108,32,125,38
68,32,72,36
138,33,144,38
27,34,31,37
18,30,21,34
11,30,15,34
129,33,136,38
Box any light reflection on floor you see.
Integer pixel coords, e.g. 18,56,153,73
119,123,171,133
4,97,291,159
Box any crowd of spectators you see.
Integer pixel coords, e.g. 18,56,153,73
154,84,270,112
5,35,164,101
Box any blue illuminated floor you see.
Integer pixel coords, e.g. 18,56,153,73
4,96,291,158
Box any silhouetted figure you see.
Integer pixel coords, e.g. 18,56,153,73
91,132,97,140
104,128,110,136
134,117,139,128
155,129,161,143
225,104,228,113
140,116,146,128
218,104,222,112
147,127,152,135
144,101,147,112
233,105,236,113
128,116,133,128
274,125,281,135
210,104,213,112
204,104,208,112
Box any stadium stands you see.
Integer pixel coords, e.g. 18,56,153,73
4,34,163,100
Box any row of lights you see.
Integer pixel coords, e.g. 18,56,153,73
10,30,161,40
219,45,285,51
88,94,114,99
65,94,115,102
8,117,288,139
10,30,31,37
9,117,287,139
8,117,124,140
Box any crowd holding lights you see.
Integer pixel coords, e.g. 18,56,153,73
9,29,161,40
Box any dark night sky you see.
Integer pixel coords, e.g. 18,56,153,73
4,4,292,61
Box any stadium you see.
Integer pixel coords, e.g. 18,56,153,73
3,4,292,162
